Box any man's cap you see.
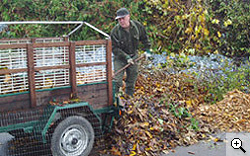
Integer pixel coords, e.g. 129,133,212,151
115,8,130,20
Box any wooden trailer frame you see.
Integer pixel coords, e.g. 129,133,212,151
0,21,119,155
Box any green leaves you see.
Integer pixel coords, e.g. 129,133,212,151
208,0,250,57
200,60,250,104
166,102,191,119
142,0,215,54
0,0,134,40
0,0,249,57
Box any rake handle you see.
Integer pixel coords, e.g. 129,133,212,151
112,55,145,79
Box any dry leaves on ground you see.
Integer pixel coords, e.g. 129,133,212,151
102,69,211,155
102,65,249,155
195,89,250,132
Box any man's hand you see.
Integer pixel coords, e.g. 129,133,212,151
127,58,134,64
144,49,152,60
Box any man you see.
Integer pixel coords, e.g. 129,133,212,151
110,8,151,96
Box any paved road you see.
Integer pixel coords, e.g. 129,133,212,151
165,133,227,156
1,132,227,156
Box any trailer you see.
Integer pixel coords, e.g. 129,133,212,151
0,21,119,156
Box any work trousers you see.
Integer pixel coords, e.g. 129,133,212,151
114,58,138,96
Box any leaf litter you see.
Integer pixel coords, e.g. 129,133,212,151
101,64,250,155
194,89,250,132
101,67,211,155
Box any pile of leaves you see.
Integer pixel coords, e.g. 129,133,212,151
101,60,249,155
194,89,250,132
135,67,209,105
101,68,212,155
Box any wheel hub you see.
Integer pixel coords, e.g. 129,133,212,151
60,125,88,155
72,138,78,145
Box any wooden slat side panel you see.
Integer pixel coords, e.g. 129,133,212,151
27,44,37,107
0,44,27,49
75,40,106,46
69,42,77,98
106,39,113,106
77,83,108,109
37,84,109,109
0,83,109,113
36,88,72,107
0,93,30,112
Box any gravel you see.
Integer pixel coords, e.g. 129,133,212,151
150,52,250,92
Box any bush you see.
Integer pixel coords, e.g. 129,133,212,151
0,0,249,57
139,0,250,57
141,0,216,55
0,0,143,40
208,0,250,57
201,62,250,103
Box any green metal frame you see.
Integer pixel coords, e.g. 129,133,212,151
0,102,117,143
0,121,39,134
0,81,120,143
41,102,101,143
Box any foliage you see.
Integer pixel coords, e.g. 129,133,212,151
207,0,250,57
166,102,190,119
0,0,142,40
164,52,196,69
196,61,250,104
141,0,250,57
0,1,249,154
142,0,216,55
0,0,249,57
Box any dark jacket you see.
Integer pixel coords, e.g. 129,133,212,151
110,20,151,60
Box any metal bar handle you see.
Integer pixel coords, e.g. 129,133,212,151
0,21,110,38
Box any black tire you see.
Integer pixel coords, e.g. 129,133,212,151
51,116,94,156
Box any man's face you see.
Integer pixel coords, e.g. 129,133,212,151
118,15,130,29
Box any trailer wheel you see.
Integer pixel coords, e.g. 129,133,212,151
51,116,94,156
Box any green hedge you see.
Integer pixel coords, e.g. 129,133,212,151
0,0,142,40
0,0,249,57
208,0,250,57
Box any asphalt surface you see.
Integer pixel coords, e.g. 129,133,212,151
165,133,227,156
0,132,227,156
